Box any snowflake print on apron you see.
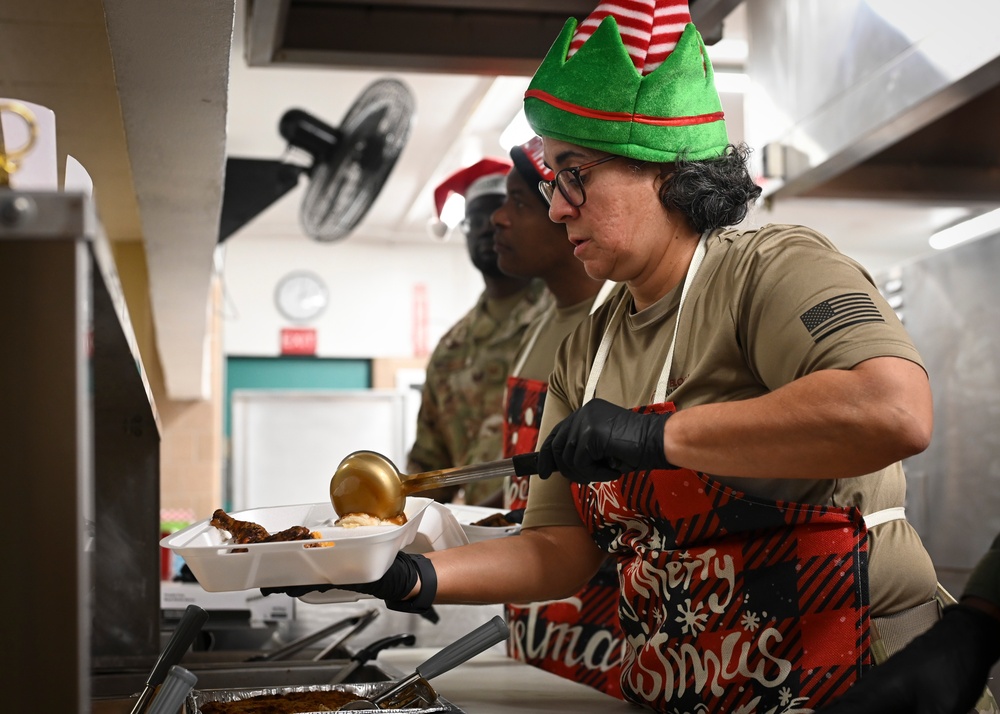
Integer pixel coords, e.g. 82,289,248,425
567,233,893,713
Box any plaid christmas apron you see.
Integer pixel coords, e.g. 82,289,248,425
571,404,872,712
569,233,872,712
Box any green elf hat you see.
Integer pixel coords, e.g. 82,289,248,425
524,0,729,162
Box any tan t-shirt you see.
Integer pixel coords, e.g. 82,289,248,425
523,224,937,615
512,297,598,382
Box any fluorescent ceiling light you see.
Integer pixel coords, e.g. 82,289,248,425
707,38,749,65
929,207,1000,250
714,71,749,94
499,109,535,151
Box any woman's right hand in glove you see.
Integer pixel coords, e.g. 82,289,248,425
537,398,674,483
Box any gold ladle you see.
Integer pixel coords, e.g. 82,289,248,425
330,450,539,520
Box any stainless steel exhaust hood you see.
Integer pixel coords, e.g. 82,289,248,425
747,0,1000,204
242,0,744,74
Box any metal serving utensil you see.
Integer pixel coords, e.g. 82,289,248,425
246,608,378,662
145,665,197,714
327,633,416,684
128,604,208,714
340,615,510,710
312,607,381,661
330,450,538,520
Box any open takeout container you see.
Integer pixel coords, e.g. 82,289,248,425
161,498,432,592
294,501,470,605
443,504,521,544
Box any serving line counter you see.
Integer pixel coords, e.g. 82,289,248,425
94,647,639,714
379,648,638,714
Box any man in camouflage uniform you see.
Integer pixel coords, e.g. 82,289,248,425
407,158,549,505
816,531,1000,714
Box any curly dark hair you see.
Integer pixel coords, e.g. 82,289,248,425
653,143,762,233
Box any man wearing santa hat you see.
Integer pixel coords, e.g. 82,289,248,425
406,158,550,505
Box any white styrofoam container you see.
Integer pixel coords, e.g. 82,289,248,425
444,504,521,544
296,501,471,605
161,498,432,592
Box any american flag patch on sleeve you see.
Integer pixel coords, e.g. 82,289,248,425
800,292,884,342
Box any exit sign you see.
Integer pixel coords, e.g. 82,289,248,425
280,328,317,355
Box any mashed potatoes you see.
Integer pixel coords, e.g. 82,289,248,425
334,512,407,528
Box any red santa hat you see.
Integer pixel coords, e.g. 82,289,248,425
428,157,512,238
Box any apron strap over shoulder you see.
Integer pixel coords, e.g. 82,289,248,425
863,506,906,529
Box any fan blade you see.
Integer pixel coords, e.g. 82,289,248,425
299,78,414,242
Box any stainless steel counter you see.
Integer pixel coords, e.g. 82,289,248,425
379,649,639,714
93,644,640,713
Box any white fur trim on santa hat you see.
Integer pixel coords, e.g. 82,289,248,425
464,173,507,205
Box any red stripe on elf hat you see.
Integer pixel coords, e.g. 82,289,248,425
524,89,723,127
568,0,692,75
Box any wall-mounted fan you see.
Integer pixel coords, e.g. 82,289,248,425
219,78,415,243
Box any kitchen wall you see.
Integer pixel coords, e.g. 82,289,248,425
211,232,484,520
221,232,483,359
122,217,484,520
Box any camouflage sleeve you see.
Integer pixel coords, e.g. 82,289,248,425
963,532,1000,610
406,373,451,474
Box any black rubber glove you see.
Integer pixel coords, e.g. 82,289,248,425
814,603,1000,714
261,552,439,622
503,508,525,524
537,399,675,483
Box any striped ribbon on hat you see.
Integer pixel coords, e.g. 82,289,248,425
567,0,691,75
521,136,555,182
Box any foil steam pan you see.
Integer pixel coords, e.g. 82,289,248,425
185,682,460,713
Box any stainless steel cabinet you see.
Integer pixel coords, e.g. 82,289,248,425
0,191,161,710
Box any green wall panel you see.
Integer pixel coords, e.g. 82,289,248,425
224,356,370,437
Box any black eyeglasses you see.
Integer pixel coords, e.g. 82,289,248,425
458,212,493,236
538,154,619,208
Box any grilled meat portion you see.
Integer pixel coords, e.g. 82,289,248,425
211,509,271,544
199,689,365,713
261,525,313,542
210,509,315,545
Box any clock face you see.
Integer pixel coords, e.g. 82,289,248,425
275,271,329,322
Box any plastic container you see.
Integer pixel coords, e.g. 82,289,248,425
160,498,432,592
443,504,521,544
297,501,470,605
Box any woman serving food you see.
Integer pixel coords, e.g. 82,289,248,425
265,1,976,711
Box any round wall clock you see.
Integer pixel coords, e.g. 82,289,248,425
274,270,329,322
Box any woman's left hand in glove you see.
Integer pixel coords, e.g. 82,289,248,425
537,398,675,483
260,551,438,621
